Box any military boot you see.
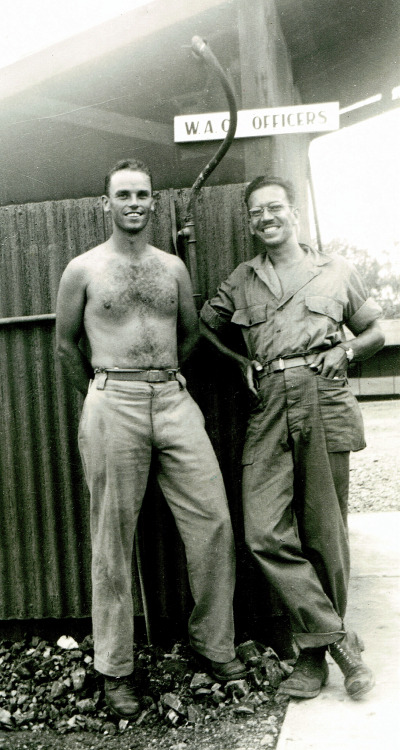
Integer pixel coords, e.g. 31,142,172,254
329,631,375,699
104,675,141,718
277,647,328,699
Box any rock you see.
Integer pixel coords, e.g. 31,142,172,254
233,701,256,715
194,687,212,698
190,672,214,689
247,666,264,688
79,635,94,653
0,708,13,727
10,642,25,655
262,659,284,688
71,666,86,691
14,658,36,678
102,721,117,735
211,689,226,704
76,698,97,714
57,636,79,650
187,704,203,724
261,647,280,661
225,679,250,700
161,692,187,715
279,660,294,676
165,708,180,725
50,681,67,699
260,732,276,746
236,640,262,667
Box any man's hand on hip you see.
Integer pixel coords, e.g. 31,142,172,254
309,347,348,379
240,359,263,397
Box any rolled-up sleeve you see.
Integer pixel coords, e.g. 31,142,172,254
347,297,383,334
200,277,236,332
343,264,383,334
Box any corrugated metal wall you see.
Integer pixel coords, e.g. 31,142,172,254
0,185,272,635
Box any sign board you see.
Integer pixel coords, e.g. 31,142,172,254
174,102,339,143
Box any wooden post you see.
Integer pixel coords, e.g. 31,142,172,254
237,0,310,240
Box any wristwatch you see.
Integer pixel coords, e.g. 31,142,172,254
338,343,355,362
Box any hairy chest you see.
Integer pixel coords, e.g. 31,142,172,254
88,257,178,319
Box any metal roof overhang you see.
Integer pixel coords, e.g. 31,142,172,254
0,0,398,204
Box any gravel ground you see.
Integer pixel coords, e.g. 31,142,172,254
0,639,291,750
348,399,400,513
0,399,398,750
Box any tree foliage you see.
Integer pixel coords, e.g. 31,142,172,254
322,239,400,319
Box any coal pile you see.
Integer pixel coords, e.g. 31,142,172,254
0,635,292,738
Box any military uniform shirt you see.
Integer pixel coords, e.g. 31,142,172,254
200,245,382,364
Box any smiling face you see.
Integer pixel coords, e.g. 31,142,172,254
102,169,154,234
248,184,299,249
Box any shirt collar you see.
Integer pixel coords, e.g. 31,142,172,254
244,244,333,270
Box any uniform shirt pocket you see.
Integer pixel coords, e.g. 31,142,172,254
304,296,344,349
305,296,343,322
231,304,267,328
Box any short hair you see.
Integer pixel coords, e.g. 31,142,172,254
244,175,296,207
104,158,153,196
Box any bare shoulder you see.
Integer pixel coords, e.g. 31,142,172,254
150,246,188,278
61,242,108,284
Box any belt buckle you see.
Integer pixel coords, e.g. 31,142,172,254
147,370,163,382
276,357,285,371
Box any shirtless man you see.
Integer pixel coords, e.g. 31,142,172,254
56,158,245,719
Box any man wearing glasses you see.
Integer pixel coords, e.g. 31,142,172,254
200,175,384,701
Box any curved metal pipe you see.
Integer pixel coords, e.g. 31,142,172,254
179,36,238,305
187,36,238,211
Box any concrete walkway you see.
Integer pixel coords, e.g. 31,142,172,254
277,511,400,750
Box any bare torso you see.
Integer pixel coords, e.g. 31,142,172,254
82,243,180,369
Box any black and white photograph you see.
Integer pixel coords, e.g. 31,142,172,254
0,2,399,749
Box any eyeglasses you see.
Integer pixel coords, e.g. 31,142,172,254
248,203,293,218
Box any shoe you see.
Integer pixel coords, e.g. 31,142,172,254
210,657,247,681
104,675,141,718
277,648,329,699
329,631,375,699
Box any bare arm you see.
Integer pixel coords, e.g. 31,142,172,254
200,319,262,397
175,260,200,364
56,262,94,394
311,320,385,378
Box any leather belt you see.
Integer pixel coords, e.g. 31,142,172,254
94,369,179,383
259,354,317,377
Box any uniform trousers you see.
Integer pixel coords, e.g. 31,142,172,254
78,374,236,676
242,366,361,649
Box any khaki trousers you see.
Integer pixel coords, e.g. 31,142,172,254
78,376,236,676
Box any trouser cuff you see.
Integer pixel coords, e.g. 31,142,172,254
294,630,345,650
94,657,134,678
190,640,236,663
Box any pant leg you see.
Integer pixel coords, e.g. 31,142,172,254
151,381,236,663
243,371,345,649
78,380,152,676
287,368,353,620
293,443,350,618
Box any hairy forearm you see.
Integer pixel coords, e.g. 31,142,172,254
199,320,248,367
346,321,385,361
57,341,94,394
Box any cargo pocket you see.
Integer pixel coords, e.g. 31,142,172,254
316,375,365,452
